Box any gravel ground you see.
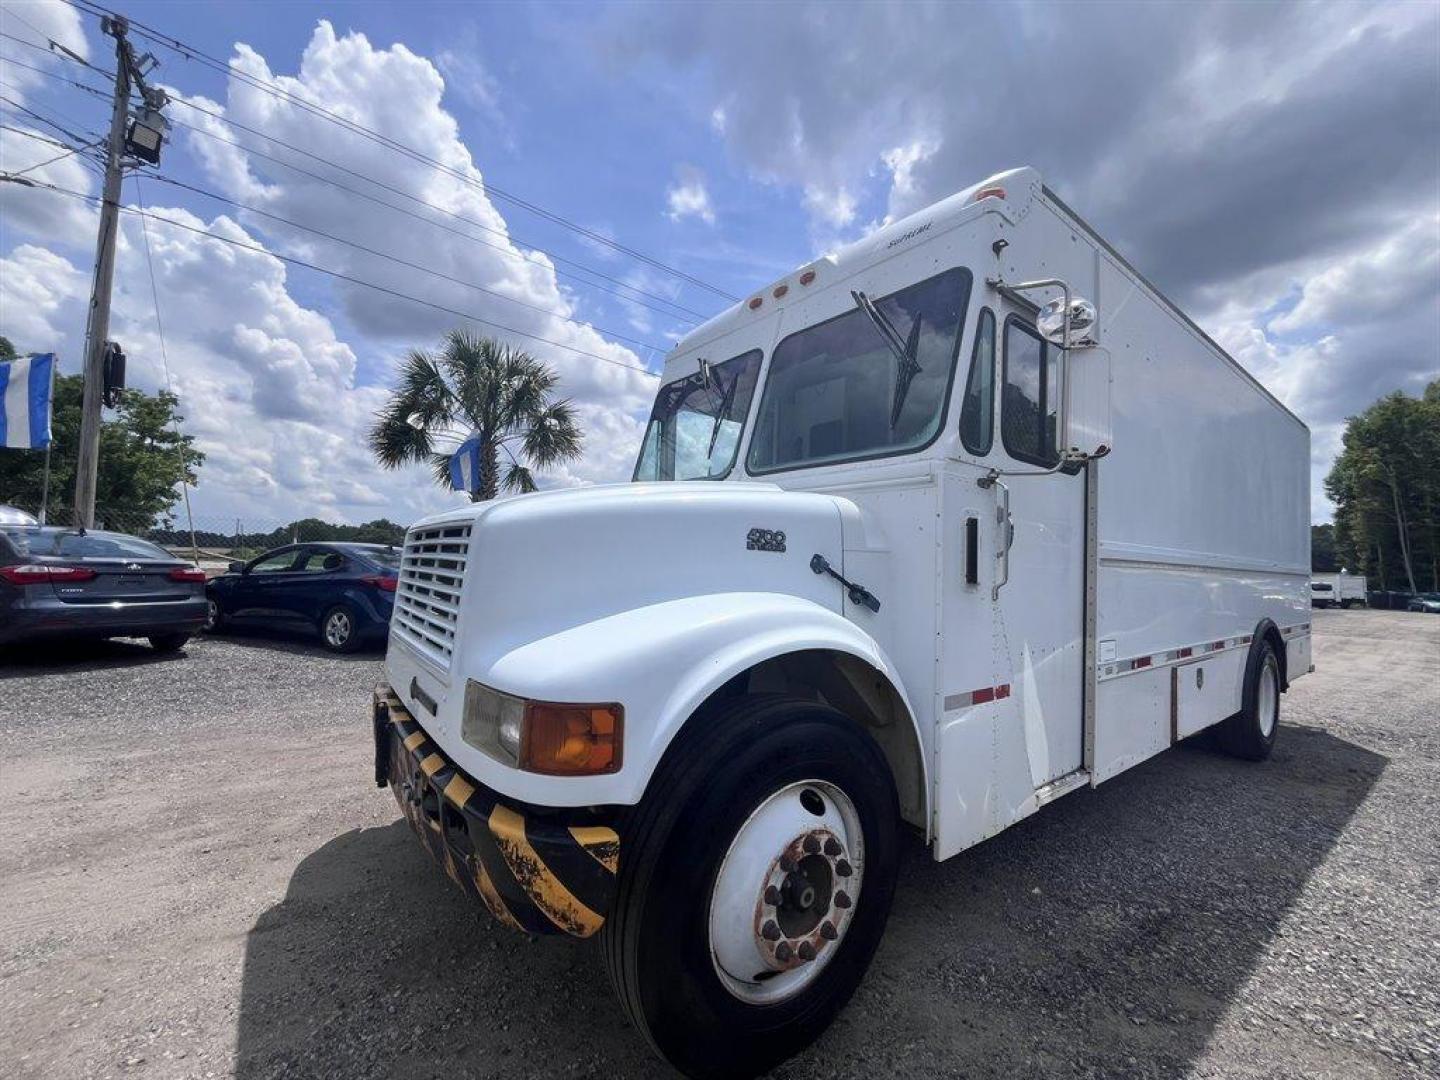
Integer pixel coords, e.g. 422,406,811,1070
1,610,1436,1079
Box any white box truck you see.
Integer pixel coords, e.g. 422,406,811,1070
1311,571,1367,607
371,166,1312,1078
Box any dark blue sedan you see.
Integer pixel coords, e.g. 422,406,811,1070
205,542,400,652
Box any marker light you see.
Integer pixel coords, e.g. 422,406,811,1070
772,284,789,299
972,186,1007,202
799,269,817,286
748,296,763,310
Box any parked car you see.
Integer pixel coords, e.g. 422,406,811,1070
1406,592,1440,613
0,525,207,651
205,542,399,652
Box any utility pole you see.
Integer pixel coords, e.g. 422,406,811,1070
72,17,132,529
72,16,168,528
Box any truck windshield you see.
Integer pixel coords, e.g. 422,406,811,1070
747,267,972,472
633,349,763,481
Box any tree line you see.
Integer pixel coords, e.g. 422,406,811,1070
1323,380,1440,593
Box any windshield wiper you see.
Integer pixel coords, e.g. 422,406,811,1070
706,368,739,458
851,290,923,428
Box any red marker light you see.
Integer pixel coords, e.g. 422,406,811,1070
747,296,763,310
799,270,816,286
973,186,1007,202
773,284,789,299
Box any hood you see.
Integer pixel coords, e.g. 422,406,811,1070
409,482,852,680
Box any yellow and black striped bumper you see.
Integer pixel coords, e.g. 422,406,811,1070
372,684,619,938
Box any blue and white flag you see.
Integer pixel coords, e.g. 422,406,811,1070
0,353,56,450
448,434,481,493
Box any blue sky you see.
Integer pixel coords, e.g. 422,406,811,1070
2,0,1437,528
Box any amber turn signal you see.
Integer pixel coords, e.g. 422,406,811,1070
519,701,623,775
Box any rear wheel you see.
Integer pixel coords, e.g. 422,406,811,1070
601,696,901,1079
148,633,190,654
203,598,225,633
320,604,361,653
1216,639,1280,761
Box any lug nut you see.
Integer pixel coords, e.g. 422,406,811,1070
779,855,797,873
835,891,852,909
797,941,816,961
761,920,781,941
820,921,838,940
823,837,842,857
774,942,792,962
835,859,853,878
764,885,781,906
802,835,820,854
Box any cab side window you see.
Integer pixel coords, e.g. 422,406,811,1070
1002,317,1059,466
959,308,995,455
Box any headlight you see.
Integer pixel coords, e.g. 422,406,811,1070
462,679,623,775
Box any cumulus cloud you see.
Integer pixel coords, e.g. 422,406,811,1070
1,17,662,527
665,166,716,225
0,0,90,105
605,0,1440,520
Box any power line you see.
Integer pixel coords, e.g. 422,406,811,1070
164,95,709,324
131,172,200,562
10,177,658,376
70,0,739,302
0,90,100,148
144,169,670,353
2,50,709,325
0,26,113,77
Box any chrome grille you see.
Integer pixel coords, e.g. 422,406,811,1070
393,521,472,669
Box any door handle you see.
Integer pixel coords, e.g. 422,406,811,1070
992,478,1012,601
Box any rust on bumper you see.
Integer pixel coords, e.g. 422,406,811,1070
373,683,619,938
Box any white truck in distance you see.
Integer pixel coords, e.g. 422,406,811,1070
1310,572,1367,608
371,166,1312,1079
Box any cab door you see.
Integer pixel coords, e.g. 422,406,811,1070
990,307,1086,785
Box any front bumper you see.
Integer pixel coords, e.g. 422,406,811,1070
372,684,619,938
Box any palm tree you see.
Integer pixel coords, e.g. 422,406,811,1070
369,331,583,501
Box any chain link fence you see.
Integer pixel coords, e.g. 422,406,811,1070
1,502,409,574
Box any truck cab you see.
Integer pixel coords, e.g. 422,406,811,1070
372,165,1309,1079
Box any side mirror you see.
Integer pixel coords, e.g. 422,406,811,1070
1035,296,1098,349
228,561,245,574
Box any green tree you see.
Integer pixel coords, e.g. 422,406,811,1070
1324,381,1440,593
1310,523,1338,572
0,367,204,528
369,331,582,501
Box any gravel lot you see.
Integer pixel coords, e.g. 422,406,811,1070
2,610,1436,1079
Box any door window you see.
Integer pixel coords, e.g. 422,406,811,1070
296,550,345,573
249,550,301,574
1001,317,1060,466
959,307,996,455
634,349,763,481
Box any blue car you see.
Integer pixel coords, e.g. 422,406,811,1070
205,542,400,652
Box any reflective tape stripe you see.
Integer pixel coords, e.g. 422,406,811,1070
488,805,604,937
568,825,620,875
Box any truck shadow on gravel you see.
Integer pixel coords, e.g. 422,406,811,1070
234,725,1383,1080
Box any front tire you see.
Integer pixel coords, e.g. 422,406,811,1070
320,604,361,653
1216,639,1281,761
601,696,901,1079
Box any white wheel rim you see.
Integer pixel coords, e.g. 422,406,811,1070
708,779,864,1005
325,612,350,646
1258,658,1278,737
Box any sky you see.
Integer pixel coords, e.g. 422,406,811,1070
0,0,1437,529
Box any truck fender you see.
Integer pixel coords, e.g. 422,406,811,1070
486,591,929,830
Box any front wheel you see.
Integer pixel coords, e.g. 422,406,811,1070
601,696,901,1079
319,604,361,653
